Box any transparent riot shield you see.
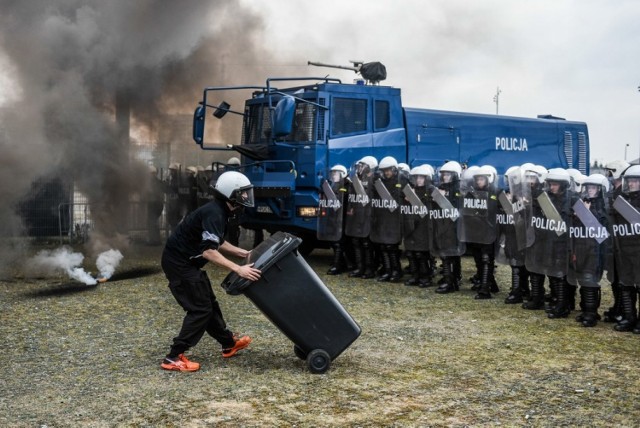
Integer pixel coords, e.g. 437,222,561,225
401,184,430,252
610,195,640,287
495,190,525,266
457,181,497,245
370,178,402,245
317,179,344,242
508,167,530,252
344,172,373,238
567,199,610,287
429,187,465,257
524,191,569,277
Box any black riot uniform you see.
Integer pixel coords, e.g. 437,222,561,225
370,159,407,283
610,167,640,333
345,159,376,279
525,169,577,319
459,168,499,299
317,166,352,275
521,167,548,310
401,167,434,287
431,162,465,294
568,175,610,327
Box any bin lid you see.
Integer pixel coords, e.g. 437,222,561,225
221,231,302,295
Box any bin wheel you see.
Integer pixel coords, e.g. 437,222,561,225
307,349,331,374
294,345,308,360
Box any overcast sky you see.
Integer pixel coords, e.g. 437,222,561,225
244,0,640,164
1,0,638,164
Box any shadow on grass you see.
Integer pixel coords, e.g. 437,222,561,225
24,282,99,298
108,266,162,282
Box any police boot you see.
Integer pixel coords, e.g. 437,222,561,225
614,285,638,332
577,287,601,328
435,258,456,294
404,251,420,286
417,252,433,288
474,253,493,300
452,256,462,291
489,262,499,293
469,247,482,289
520,266,531,300
603,283,623,323
327,242,345,275
362,240,376,279
548,277,571,319
523,273,545,310
348,239,364,278
388,246,403,283
505,266,524,304
403,250,414,275
376,248,392,282
568,284,577,311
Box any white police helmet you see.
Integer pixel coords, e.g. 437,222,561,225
330,164,348,179
545,168,571,183
379,156,398,170
358,156,378,169
214,171,255,207
605,160,630,180
227,156,241,166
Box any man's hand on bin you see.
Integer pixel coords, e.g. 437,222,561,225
236,263,261,282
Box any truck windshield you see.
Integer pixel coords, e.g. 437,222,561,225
243,101,317,144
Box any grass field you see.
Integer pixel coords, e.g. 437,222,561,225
1,243,639,427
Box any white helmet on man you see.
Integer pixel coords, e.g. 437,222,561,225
410,164,433,177
582,173,609,194
622,165,640,193
524,165,547,183
461,165,479,182
213,171,255,207
476,165,496,184
379,156,398,170
358,156,378,169
605,160,630,180
169,162,181,170
397,163,410,174
545,168,571,183
330,164,348,179
440,161,462,175
186,166,198,176
227,156,241,166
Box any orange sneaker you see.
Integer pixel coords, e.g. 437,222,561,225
222,335,252,358
161,354,200,372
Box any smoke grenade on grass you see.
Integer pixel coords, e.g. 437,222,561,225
95,249,124,282
31,247,97,286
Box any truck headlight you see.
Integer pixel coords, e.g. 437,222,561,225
297,206,318,218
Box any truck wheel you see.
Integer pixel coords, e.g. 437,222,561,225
293,345,307,360
307,349,331,374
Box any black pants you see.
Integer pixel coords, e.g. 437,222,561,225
162,250,235,358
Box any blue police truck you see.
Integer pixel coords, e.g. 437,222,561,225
193,68,589,252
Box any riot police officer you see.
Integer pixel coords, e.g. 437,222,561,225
610,165,640,333
370,156,407,283
569,174,610,327
345,156,377,279
603,160,631,323
318,164,350,275
432,161,465,294
460,166,499,299
402,164,434,287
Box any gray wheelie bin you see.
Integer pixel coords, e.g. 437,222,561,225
222,231,361,373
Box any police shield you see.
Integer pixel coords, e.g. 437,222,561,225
370,178,402,245
429,187,466,257
508,167,530,251
567,199,610,287
344,172,373,238
458,186,497,245
317,179,344,241
495,190,525,266
524,191,569,277
401,184,430,252
610,195,640,287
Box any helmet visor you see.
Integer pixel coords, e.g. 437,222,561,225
231,185,255,207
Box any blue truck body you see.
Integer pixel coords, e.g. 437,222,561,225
193,77,589,245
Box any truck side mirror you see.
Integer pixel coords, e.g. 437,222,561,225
193,105,205,145
273,95,295,137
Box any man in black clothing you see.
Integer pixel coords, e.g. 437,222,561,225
161,171,261,372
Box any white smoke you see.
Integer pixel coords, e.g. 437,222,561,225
31,247,97,286
96,249,123,280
